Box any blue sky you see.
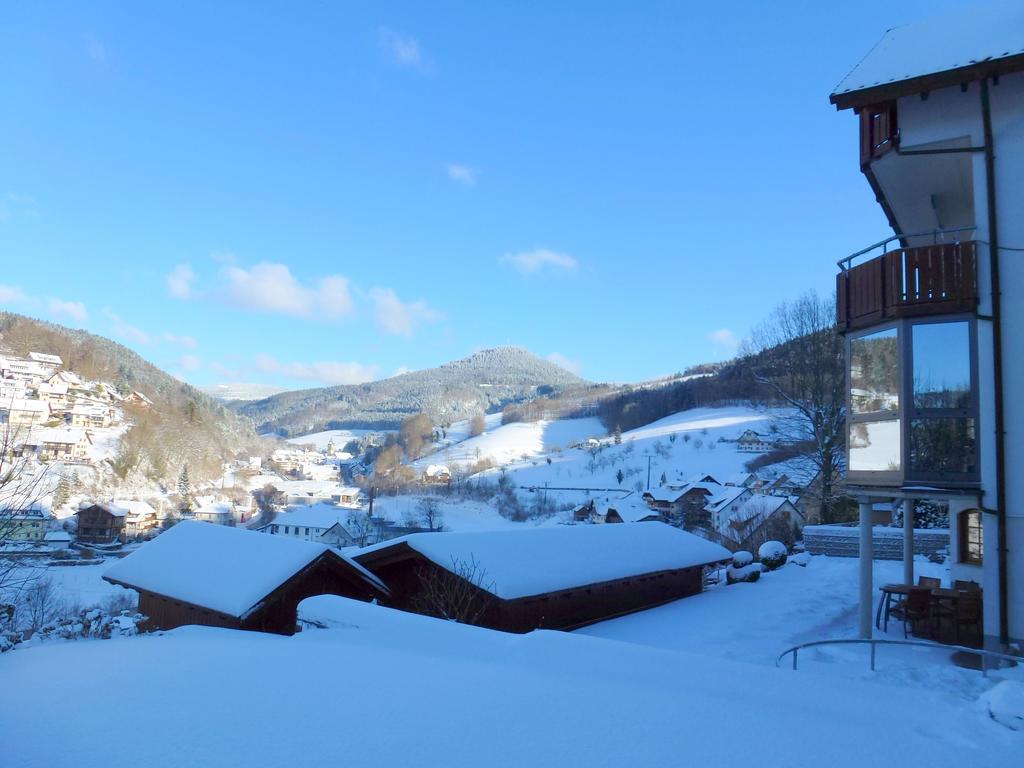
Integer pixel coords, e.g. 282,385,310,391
0,1,977,389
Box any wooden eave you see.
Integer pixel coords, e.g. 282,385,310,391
831,53,1024,111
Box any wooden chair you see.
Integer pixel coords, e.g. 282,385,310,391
917,576,941,588
956,591,983,642
891,587,931,638
954,580,980,592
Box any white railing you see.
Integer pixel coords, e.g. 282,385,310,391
776,638,1019,677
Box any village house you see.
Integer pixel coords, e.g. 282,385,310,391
34,380,69,409
0,357,49,383
829,3,1024,648
576,495,663,524
354,523,731,633
0,378,28,402
102,521,388,635
193,502,234,526
2,398,51,428
44,530,72,549
117,500,161,539
735,429,771,453
260,502,356,542
27,352,63,370
67,404,111,429
716,494,804,552
75,502,128,544
122,390,153,407
1,507,47,543
19,426,92,462
423,464,452,484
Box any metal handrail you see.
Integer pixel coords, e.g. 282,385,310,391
838,226,978,270
776,638,1020,677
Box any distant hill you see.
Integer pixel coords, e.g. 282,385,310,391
0,312,263,485
236,347,589,436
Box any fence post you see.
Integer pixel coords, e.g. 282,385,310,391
870,642,876,672
792,649,798,671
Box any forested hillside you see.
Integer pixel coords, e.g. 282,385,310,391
0,312,264,485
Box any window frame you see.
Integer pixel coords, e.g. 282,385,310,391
846,314,979,488
958,509,983,566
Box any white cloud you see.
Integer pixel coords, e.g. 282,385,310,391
255,354,379,386
0,284,28,303
163,332,198,349
103,309,152,345
500,248,578,275
446,164,479,186
177,354,202,372
707,328,740,351
86,36,107,62
47,298,88,323
379,27,428,70
369,287,441,337
166,264,195,299
221,262,355,320
545,352,583,376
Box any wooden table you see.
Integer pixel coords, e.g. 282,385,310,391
876,583,912,631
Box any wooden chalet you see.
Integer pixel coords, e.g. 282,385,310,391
76,502,128,544
354,523,730,633
103,521,388,635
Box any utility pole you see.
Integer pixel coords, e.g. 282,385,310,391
646,455,652,491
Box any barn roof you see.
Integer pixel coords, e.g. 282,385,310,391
356,522,730,601
831,1,1024,109
103,521,386,618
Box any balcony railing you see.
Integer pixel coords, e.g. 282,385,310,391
837,238,978,332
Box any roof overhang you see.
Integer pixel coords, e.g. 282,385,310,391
831,52,1024,111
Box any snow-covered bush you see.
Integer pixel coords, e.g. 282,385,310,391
731,551,754,568
788,552,812,567
20,609,146,647
758,541,788,570
983,681,1024,731
726,563,761,585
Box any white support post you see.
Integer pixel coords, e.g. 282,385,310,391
903,498,915,587
859,500,874,639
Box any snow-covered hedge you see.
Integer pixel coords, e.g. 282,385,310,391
726,563,761,585
731,551,754,568
788,552,812,567
17,609,145,648
758,541,788,570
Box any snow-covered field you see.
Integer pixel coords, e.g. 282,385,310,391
2,584,1020,768
461,406,789,509
286,428,379,450
413,415,606,471
370,495,560,533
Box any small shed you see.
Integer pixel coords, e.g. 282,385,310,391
354,523,730,633
103,521,388,635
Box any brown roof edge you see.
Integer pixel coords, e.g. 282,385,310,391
830,53,1024,111
101,575,242,623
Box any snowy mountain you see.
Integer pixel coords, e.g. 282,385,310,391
236,347,590,436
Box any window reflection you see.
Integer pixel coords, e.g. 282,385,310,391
850,328,899,414
910,418,976,475
913,322,971,409
848,420,900,472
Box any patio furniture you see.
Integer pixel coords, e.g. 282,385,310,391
876,583,912,631
955,591,983,642
891,587,931,638
917,576,941,588
954,579,980,592
930,588,959,636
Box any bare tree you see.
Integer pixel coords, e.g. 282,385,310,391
411,555,496,625
0,421,51,597
19,575,63,633
416,497,444,531
468,413,486,438
746,292,846,523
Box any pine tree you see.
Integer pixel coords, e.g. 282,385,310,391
616,468,624,485
177,465,194,513
659,472,667,486
52,473,71,510
613,426,622,445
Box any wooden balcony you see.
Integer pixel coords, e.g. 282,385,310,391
837,241,978,332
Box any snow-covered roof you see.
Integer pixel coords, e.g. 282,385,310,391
44,530,71,541
113,499,158,518
4,398,50,414
28,352,63,366
594,497,660,523
194,502,233,518
832,1,1024,105
104,521,385,617
357,523,731,600
269,503,355,530
19,426,89,445
81,502,129,517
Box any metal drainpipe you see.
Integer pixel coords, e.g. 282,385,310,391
980,77,1009,646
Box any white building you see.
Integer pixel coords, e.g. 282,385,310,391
2,398,51,427
830,3,1024,648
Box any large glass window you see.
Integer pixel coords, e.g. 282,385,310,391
847,318,978,485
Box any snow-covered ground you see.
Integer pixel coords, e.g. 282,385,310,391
286,428,379,450
463,406,788,509
2,587,1020,768
370,496,562,533
413,415,605,471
